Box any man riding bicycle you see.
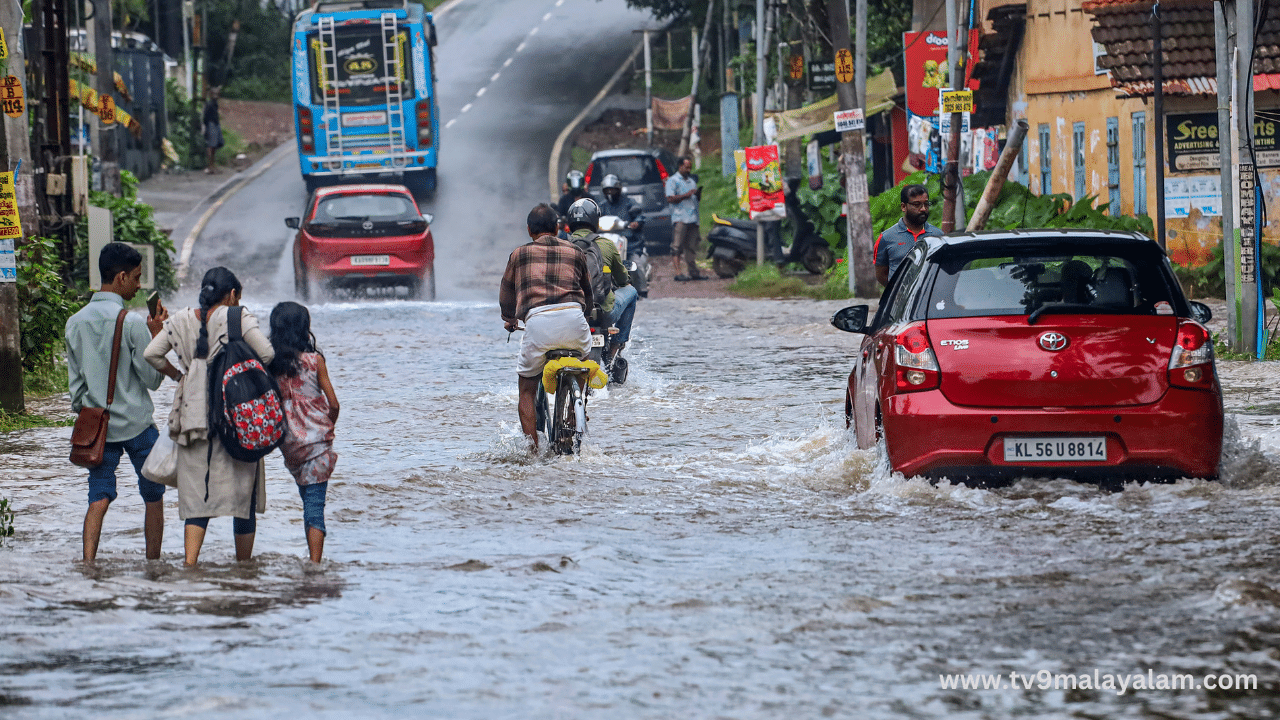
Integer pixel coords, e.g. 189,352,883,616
500,204,595,453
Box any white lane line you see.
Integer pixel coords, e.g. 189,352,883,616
503,57,513,68
445,118,456,129
461,103,472,113
543,12,551,20
529,26,538,36
555,0,563,5
516,41,527,52
491,72,501,82
476,86,486,97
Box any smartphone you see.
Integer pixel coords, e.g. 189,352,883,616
146,291,161,318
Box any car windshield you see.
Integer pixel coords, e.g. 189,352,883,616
927,245,1179,319
592,156,661,185
313,193,417,223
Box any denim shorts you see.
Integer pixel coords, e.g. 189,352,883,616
87,425,166,505
299,482,327,535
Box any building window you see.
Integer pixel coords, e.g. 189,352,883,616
1039,123,1051,194
1019,129,1030,187
1106,116,1121,214
1132,112,1147,216
1073,121,1086,200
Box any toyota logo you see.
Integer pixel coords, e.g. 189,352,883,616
362,220,374,230
1038,332,1069,351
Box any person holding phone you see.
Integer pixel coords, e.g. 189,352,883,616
664,156,706,281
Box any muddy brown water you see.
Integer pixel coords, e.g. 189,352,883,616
3,297,1280,718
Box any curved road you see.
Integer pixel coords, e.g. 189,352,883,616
182,0,654,302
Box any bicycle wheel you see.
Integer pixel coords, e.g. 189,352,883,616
552,373,581,455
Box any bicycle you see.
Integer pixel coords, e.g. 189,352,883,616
510,326,600,456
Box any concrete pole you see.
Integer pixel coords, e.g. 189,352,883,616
1236,0,1259,355
855,0,866,112
941,0,962,232
755,0,766,267
92,0,119,195
644,29,653,146
183,0,192,100
0,26,19,414
1215,0,1238,345
826,0,875,296
967,120,1029,231
1152,2,1166,248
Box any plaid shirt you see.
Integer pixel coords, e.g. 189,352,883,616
500,234,595,323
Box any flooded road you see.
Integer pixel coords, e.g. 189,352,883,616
4,297,1280,718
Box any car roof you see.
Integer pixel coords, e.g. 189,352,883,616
314,183,413,197
589,148,664,160
922,228,1164,258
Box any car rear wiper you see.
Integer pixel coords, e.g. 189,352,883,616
1027,303,1128,325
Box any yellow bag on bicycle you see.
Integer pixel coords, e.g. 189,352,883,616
542,357,608,393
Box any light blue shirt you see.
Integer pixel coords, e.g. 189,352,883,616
665,172,699,225
65,292,165,442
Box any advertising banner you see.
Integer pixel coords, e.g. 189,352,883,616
743,145,786,220
904,30,980,173
1167,112,1280,170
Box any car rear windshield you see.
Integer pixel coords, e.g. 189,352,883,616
591,156,662,185
314,193,418,223
926,245,1180,319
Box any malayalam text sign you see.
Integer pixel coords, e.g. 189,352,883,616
941,90,973,114
0,171,22,242
834,108,865,133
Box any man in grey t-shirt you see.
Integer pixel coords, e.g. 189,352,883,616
875,184,942,285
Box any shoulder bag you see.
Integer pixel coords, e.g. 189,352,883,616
69,309,128,468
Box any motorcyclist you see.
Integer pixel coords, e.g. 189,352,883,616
566,198,637,368
557,169,589,217
596,174,644,249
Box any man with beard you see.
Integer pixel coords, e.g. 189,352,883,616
875,184,942,286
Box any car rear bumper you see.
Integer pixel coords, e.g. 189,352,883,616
882,387,1223,480
299,234,434,284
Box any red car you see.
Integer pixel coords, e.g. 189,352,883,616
286,184,436,300
831,230,1223,483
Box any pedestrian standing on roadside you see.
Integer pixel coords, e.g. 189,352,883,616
203,87,224,174
875,184,942,286
268,301,339,564
144,267,274,567
66,242,182,563
664,156,706,281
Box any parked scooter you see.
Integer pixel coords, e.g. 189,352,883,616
706,177,835,278
598,214,652,298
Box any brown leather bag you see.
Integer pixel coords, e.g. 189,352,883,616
69,309,128,468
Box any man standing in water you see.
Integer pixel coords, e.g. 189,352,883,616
875,184,942,286
66,242,181,562
499,204,595,452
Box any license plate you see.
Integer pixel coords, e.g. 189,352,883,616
342,111,387,127
591,334,605,348
1003,437,1107,462
350,255,390,266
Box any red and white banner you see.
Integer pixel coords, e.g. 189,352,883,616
743,145,786,220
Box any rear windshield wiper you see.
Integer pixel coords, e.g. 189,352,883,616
1027,303,1129,325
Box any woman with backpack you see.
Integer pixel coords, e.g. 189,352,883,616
145,267,275,567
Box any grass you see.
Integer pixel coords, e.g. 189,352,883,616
1,357,73,434
0,409,74,433
213,128,247,166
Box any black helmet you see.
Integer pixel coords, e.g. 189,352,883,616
566,169,585,190
566,197,600,231
601,174,621,190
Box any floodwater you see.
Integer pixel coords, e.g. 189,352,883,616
4,297,1280,719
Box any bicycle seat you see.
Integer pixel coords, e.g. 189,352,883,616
545,348,584,361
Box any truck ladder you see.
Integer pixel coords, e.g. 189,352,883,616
318,15,344,159
380,12,407,161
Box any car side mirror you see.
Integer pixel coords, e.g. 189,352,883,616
285,217,300,229
422,213,434,225
1189,300,1212,324
427,20,438,47
831,305,870,333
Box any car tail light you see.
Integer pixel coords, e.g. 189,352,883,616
416,101,432,147
655,158,669,182
894,322,940,393
1168,321,1215,389
297,106,314,154
583,163,593,187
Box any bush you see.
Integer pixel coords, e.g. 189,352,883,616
73,170,178,296
165,78,202,169
1171,240,1280,300
16,236,81,372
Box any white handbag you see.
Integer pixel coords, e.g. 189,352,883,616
141,429,178,487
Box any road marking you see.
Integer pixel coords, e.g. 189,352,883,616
476,87,486,97
543,12,551,20
555,0,563,5
461,103,472,113
490,72,501,82
502,57,512,68
529,26,538,36
516,41,526,52
445,118,456,129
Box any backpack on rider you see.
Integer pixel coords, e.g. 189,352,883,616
565,198,613,319
207,306,288,462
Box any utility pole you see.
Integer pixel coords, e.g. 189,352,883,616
31,0,74,270
644,29,653,146
0,0,21,413
826,0,875,296
754,0,766,266
1235,0,1259,355
1152,2,1166,248
92,0,119,195
1214,0,1238,347
941,0,967,231
678,1,716,160
855,0,866,111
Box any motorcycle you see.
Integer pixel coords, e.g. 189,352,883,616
706,177,835,278
598,214,652,298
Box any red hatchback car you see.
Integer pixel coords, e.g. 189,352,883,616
287,184,436,300
831,230,1223,483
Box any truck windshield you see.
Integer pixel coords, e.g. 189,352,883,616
308,26,415,107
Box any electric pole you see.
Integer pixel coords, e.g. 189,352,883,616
92,0,120,195
826,0,875,296
1235,0,1259,355
1213,0,1238,347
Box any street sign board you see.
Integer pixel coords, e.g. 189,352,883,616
835,48,854,84
808,59,835,93
1167,112,1280,170
789,55,803,80
833,108,864,133
941,90,973,114
0,29,9,60
1,76,22,118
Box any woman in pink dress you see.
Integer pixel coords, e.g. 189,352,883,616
268,302,339,563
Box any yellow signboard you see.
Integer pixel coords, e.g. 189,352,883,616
941,90,974,114
0,28,9,60
0,172,22,240
835,48,854,84
1,76,22,118
99,94,116,124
